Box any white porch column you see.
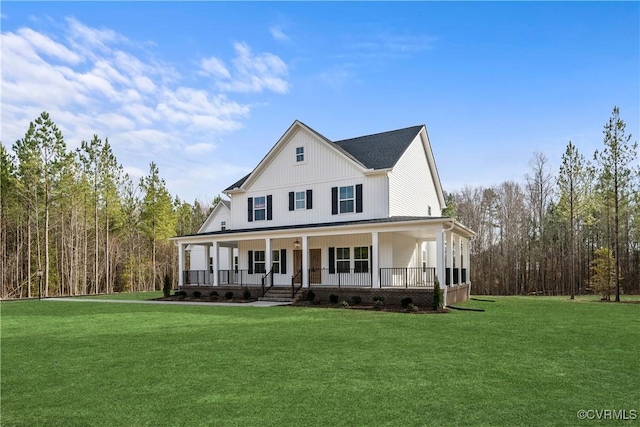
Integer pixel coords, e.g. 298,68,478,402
265,238,272,281
435,231,445,287
448,232,454,287
302,236,309,288
212,242,219,286
203,244,211,282
457,235,463,286
372,232,379,289
178,243,185,287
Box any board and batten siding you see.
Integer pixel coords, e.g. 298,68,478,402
388,133,442,217
201,207,231,233
230,128,389,229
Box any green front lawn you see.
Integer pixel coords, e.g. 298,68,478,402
1,296,638,426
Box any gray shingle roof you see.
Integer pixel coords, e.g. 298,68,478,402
224,123,424,191
332,125,424,170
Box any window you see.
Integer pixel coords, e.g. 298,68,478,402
339,186,354,213
272,250,280,273
254,251,266,274
336,247,350,273
295,191,306,210
221,221,226,231
428,206,432,216
296,146,304,162
354,247,369,273
254,196,266,221
234,256,238,272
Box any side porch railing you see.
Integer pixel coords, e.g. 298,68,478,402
379,267,436,288
183,267,467,289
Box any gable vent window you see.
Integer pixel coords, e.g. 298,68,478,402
296,146,304,162
221,221,227,231
428,206,432,216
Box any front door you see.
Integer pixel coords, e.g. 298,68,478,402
293,250,302,284
293,249,322,284
309,249,321,284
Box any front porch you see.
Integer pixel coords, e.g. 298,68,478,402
172,217,475,306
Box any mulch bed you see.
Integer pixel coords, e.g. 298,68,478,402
292,300,449,314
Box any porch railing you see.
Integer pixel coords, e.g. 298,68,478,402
291,269,303,298
309,268,372,288
184,266,453,289
380,267,436,288
261,268,275,296
182,269,264,286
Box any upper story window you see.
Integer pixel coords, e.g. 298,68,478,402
254,196,266,221
332,184,362,215
295,146,304,162
339,186,354,213
221,221,227,231
248,195,272,222
295,191,306,210
289,190,313,211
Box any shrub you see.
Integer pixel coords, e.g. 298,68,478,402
340,300,349,308
193,290,202,299
406,303,419,313
224,291,234,300
306,290,316,302
351,295,362,305
372,294,384,302
329,294,339,304
174,290,186,298
373,300,383,311
433,280,443,310
313,296,321,305
242,289,252,300
163,275,172,298
401,297,413,308
209,290,219,299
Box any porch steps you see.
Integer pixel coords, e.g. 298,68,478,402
259,287,299,303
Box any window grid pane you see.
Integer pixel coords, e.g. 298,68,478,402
295,191,306,210
339,186,355,213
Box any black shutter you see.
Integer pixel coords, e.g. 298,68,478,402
248,198,253,222
356,184,363,213
267,195,273,220
329,247,335,274
248,250,254,274
306,189,313,209
281,249,287,274
331,187,338,215
288,192,294,211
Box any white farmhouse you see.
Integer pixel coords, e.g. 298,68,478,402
171,121,475,306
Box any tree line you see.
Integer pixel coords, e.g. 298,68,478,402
1,112,218,299
446,107,639,299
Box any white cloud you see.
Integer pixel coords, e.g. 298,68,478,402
269,25,289,42
184,142,216,154
207,42,290,94
200,57,230,79
1,18,290,201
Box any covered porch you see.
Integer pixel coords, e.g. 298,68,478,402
172,218,475,304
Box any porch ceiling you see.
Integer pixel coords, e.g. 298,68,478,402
173,216,474,245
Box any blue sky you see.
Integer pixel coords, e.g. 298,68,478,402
2,2,638,203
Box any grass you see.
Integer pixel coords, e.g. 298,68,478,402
1,296,638,426
75,291,164,300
